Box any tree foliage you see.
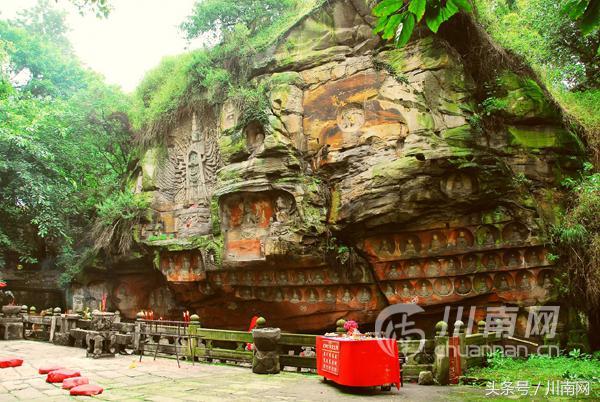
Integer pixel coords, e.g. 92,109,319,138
476,0,600,157
0,1,131,281
372,0,473,47
180,0,295,42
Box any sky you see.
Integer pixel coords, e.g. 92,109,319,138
1,0,204,92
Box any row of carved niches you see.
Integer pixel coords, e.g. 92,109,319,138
232,285,380,306
221,191,296,261
201,265,372,289
383,268,555,303
373,246,550,281
362,222,534,262
158,250,218,282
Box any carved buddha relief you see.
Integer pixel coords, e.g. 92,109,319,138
441,172,476,198
341,288,353,303
245,121,265,154
502,222,529,245
516,271,533,290
434,278,452,296
473,274,492,293
397,282,411,298
494,272,513,291
337,104,365,133
476,225,499,247
403,235,421,256
418,280,432,297
455,277,472,295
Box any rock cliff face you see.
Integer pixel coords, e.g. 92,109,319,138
79,0,583,332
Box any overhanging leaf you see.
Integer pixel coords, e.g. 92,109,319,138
408,0,426,22
396,13,416,47
383,13,404,40
372,16,388,34
449,0,473,12
579,0,600,35
425,8,444,33
373,0,404,18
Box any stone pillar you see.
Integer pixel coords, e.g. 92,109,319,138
252,318,280,374
433,321,449,385
454,320,467,371
188,314,201,357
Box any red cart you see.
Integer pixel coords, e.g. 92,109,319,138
316,336,401,390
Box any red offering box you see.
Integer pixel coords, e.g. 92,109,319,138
316,336,400,389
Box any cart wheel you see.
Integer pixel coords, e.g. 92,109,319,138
381,384,391,391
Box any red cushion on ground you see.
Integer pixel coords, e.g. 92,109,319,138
0,358,23,368
70,384,103,396
62,376,89,389
38,364,65,374
46,369,81,383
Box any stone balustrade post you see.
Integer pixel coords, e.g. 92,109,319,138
454,320,467,371
433,321,449,385
251,317,281,374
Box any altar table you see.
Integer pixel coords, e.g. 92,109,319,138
316,336,401,389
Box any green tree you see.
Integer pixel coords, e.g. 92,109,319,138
180,0,295,41
0,1,131,283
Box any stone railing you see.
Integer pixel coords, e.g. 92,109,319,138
3,307,509,384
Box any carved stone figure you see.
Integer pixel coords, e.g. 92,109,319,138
341,289,352,303
358,288,371,303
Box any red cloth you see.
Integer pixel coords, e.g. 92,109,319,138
245,316,259,350
70,384,104,396
38,364,65,374
62,376,89,389
316,336,401,389
46,369,81,383
0,358,23,368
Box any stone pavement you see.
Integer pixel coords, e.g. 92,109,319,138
0,340,484,401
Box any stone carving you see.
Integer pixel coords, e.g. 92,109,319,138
245,121,265,154
406,261,421,278
462,254,478,273
494,272,513,291
404,236,420,256
337,104,365,133
476,225,498,247
358,288,371,303
446,258,459,275
388,263,400,279
399,282,413,298
502,222,529,244
505,250,522,268
434,278,452,296
483,253,500,270
473,274,492,293
516,271,533,290
341,288,352,304
455,277,472,295
525,249,540,266
426,259,441,277
441,173,476,197
417,280,432,297
429,233,446,252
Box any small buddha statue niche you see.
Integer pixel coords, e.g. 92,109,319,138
244,121,265,154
